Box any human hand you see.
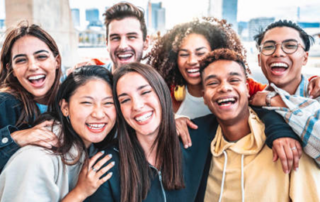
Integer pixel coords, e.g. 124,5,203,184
249,91,269,106
250,91,286,107
272,138,302,174
66,60,97,76
11,120,57,148
62,151,114,201
308,76,320,99
175,117,198,149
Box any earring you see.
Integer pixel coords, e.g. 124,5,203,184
174,85,186,101
66,116,70,123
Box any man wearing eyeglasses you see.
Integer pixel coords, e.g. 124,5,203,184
250,20,320,167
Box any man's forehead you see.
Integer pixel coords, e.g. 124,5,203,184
108,17,142,36
262,27,303,43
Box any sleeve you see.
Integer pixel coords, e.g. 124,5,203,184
266,84,320,166
289,153,320,201
251,106,300,148
247,78,267,97
0,146,59,202
0,94,22,173
86,181,116,202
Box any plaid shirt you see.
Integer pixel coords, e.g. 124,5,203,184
266,76,320,166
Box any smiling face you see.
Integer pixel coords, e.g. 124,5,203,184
116,72,162,138
177,33,211,87
61,79,116,148
202,60,249,124
11,35,60,104
107,17,149,70
258,27,308,94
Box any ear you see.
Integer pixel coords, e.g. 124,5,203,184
60,99,69,117
106,38,110,52
302,51,309,66
143,35,150,51
55,55,61,70
258,54,261,67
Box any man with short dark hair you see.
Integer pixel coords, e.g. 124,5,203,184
68,2,149,74
103,2,149,72
250,20,320,165
199,48,320,202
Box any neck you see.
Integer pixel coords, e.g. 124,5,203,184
270,76,301,95
34,97,47,105
218,110,251,142
136,132,158,167
187,83,203,97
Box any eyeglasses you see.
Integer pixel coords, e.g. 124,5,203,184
259,40,305,56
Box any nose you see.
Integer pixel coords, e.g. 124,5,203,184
187,53,198,66
132,96,144,111
119,37,129,50
92,104,105,119
218,80,232,93
28,58,39,71
272,44,285,57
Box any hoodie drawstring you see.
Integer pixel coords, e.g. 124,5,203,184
241,154,245,202
218,151,228,202
218,152,245,202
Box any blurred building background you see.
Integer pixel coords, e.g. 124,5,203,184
0,0,319,79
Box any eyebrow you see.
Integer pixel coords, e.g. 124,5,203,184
179,47,208,52
263,39,298,44
109,32,138,38
118,84,150,98
204,72,242,82
12,49,49,60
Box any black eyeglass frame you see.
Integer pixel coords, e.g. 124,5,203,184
259,39,305,56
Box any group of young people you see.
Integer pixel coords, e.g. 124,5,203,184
0,2,320,202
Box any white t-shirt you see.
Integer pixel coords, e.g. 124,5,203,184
176,87,211,119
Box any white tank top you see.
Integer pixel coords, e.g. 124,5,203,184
175,87,211,119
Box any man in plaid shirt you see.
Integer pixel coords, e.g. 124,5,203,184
250,20,320,166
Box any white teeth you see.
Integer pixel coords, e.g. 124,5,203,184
135,112,152,122
87,123,106,129
217,98,235,104
187,69,199,73
270,63,288,68
28,75,45,80
118,54,133,58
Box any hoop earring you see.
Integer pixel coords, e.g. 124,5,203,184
174,85,186,101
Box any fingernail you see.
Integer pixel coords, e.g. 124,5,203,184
111,161,115,165
286,170,290,174
184,145,188,149
309,95,313,99
109,172,113,176
108,154,112,158
101,151,105,154
295,168,299,172
189,143,192,147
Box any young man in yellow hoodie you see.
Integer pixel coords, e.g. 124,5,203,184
200,48,320,202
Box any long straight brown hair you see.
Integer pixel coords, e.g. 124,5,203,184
0,22,62,126
113,63,185,202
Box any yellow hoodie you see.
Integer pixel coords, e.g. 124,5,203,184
204,108,320,202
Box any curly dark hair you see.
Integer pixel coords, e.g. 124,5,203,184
145,17,247,88
199,48,247,78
